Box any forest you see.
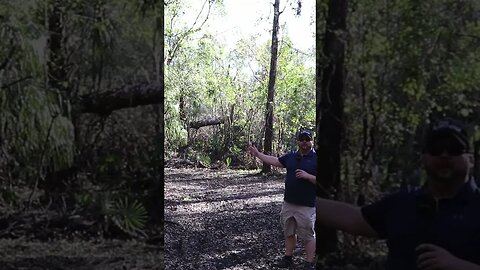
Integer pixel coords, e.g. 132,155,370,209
165,0,480,269
0,0,163,269
0,0,479,269
314,0,480,267
164,0,316,268
164,0,316,169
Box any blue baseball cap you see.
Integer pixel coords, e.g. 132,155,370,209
297,130,313,140
423,118,470,152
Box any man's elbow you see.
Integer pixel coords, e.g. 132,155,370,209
273,160,283,167
350,220,379,238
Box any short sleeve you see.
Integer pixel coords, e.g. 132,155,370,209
278,154,289,167
278,153,294,168
361,194,393,239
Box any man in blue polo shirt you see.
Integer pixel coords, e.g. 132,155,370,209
315,117,480,270
247,130,317,270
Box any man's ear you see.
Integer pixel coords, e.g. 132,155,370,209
466,153,474,168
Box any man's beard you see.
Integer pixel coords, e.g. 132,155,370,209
299,145,311,152
426,165,464,183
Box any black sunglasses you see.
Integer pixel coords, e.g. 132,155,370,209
425,144,467,156
298,137,311,142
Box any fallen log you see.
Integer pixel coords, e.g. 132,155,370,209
189,116,227,129
73,82,163,116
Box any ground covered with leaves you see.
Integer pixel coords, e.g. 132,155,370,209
164,167,314,269
164,166,388,270
0,201,163,269
0,238,161,270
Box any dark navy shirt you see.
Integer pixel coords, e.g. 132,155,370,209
278,149,317,207
361,178,480,270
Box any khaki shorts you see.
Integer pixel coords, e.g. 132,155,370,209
280,201,316,241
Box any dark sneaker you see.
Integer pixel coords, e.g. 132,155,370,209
303,261,315,270
276,255,294,268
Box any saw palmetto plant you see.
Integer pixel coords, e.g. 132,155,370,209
110,196,148,236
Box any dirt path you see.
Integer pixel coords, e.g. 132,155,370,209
164,167,311,270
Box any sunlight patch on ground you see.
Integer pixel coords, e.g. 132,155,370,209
166,193,283,217
165,168,286,217
165,167,294,269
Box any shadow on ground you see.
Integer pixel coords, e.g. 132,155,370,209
164,167,311,270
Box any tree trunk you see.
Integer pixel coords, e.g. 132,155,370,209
47,0,68,100
316,0,349,258
44,0,71,204
151,0,164,224
262,0,280,173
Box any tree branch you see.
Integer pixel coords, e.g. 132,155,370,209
166,0,213,65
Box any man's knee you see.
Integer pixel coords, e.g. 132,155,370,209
283,216,297,237
296,225,315,241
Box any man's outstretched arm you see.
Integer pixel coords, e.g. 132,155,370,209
315,197,378,237
247,145,283,167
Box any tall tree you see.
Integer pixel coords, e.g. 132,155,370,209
138,0,165,223
43,0,72,201
156,0,165,224
316,0,349,257
262,0,280,173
